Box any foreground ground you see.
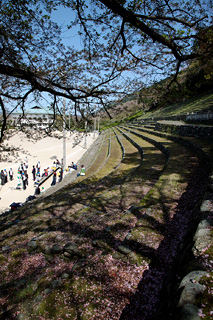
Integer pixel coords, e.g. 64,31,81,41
0,124,212,320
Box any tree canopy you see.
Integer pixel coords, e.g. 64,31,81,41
0,0,212,141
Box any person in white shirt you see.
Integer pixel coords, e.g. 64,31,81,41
9,168,13,181
36,161,41,174
24,157,29,168
34,173,41,186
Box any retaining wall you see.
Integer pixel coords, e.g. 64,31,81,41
155,123,213,141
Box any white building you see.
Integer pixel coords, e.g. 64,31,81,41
10,106,54,129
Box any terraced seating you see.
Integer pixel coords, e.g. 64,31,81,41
69,125,169,212
129,123,212,169
119,122,212,319
39,130,109,197
78,128,124,182
0,121,212,320
41,128,124,195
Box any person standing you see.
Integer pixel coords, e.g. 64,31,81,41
25,170,29,186
23,164,28,186
19,163,24,175
4,169,8,183
51,171,57,186
9,168,13,181
58,168,63,183
1,170,5,186
17,171,22,189
24,156,29,169
23,163,27,172
32,165,36,181
36,161,41,174
22,173,27,190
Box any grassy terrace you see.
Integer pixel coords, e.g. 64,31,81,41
124,123,213,318
77,129,111,182
0,122,212,319
84,129,123,182
138,92,213,119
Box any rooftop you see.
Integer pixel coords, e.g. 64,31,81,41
11,106,54,116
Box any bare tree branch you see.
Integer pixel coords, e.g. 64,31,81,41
98,0,204,62
0,96,7,143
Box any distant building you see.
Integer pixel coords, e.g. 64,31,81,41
9,106,54,129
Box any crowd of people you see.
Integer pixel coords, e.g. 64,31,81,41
0,157,55,193
1,157,86,197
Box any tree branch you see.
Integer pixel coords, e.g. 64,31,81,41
0,96,7,143
99,0,202,62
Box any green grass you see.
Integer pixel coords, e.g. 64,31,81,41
100,92,213,130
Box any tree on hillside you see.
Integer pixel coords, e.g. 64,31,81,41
0,0,212,141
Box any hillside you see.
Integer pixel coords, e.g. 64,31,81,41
140,91,213,120
100,53,213,127
100,91,213,129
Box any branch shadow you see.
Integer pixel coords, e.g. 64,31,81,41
119,164,208,320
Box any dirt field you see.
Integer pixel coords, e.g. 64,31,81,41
0,130,97,213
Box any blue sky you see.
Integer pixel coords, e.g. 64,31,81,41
51,6,82,49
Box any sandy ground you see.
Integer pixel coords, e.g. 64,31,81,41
0,130,97,213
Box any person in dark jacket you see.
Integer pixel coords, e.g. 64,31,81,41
51,172,57,186
22,172,27,190
1,170,5,185
34,186,40,195
32,165,36,181
4,169,8,183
